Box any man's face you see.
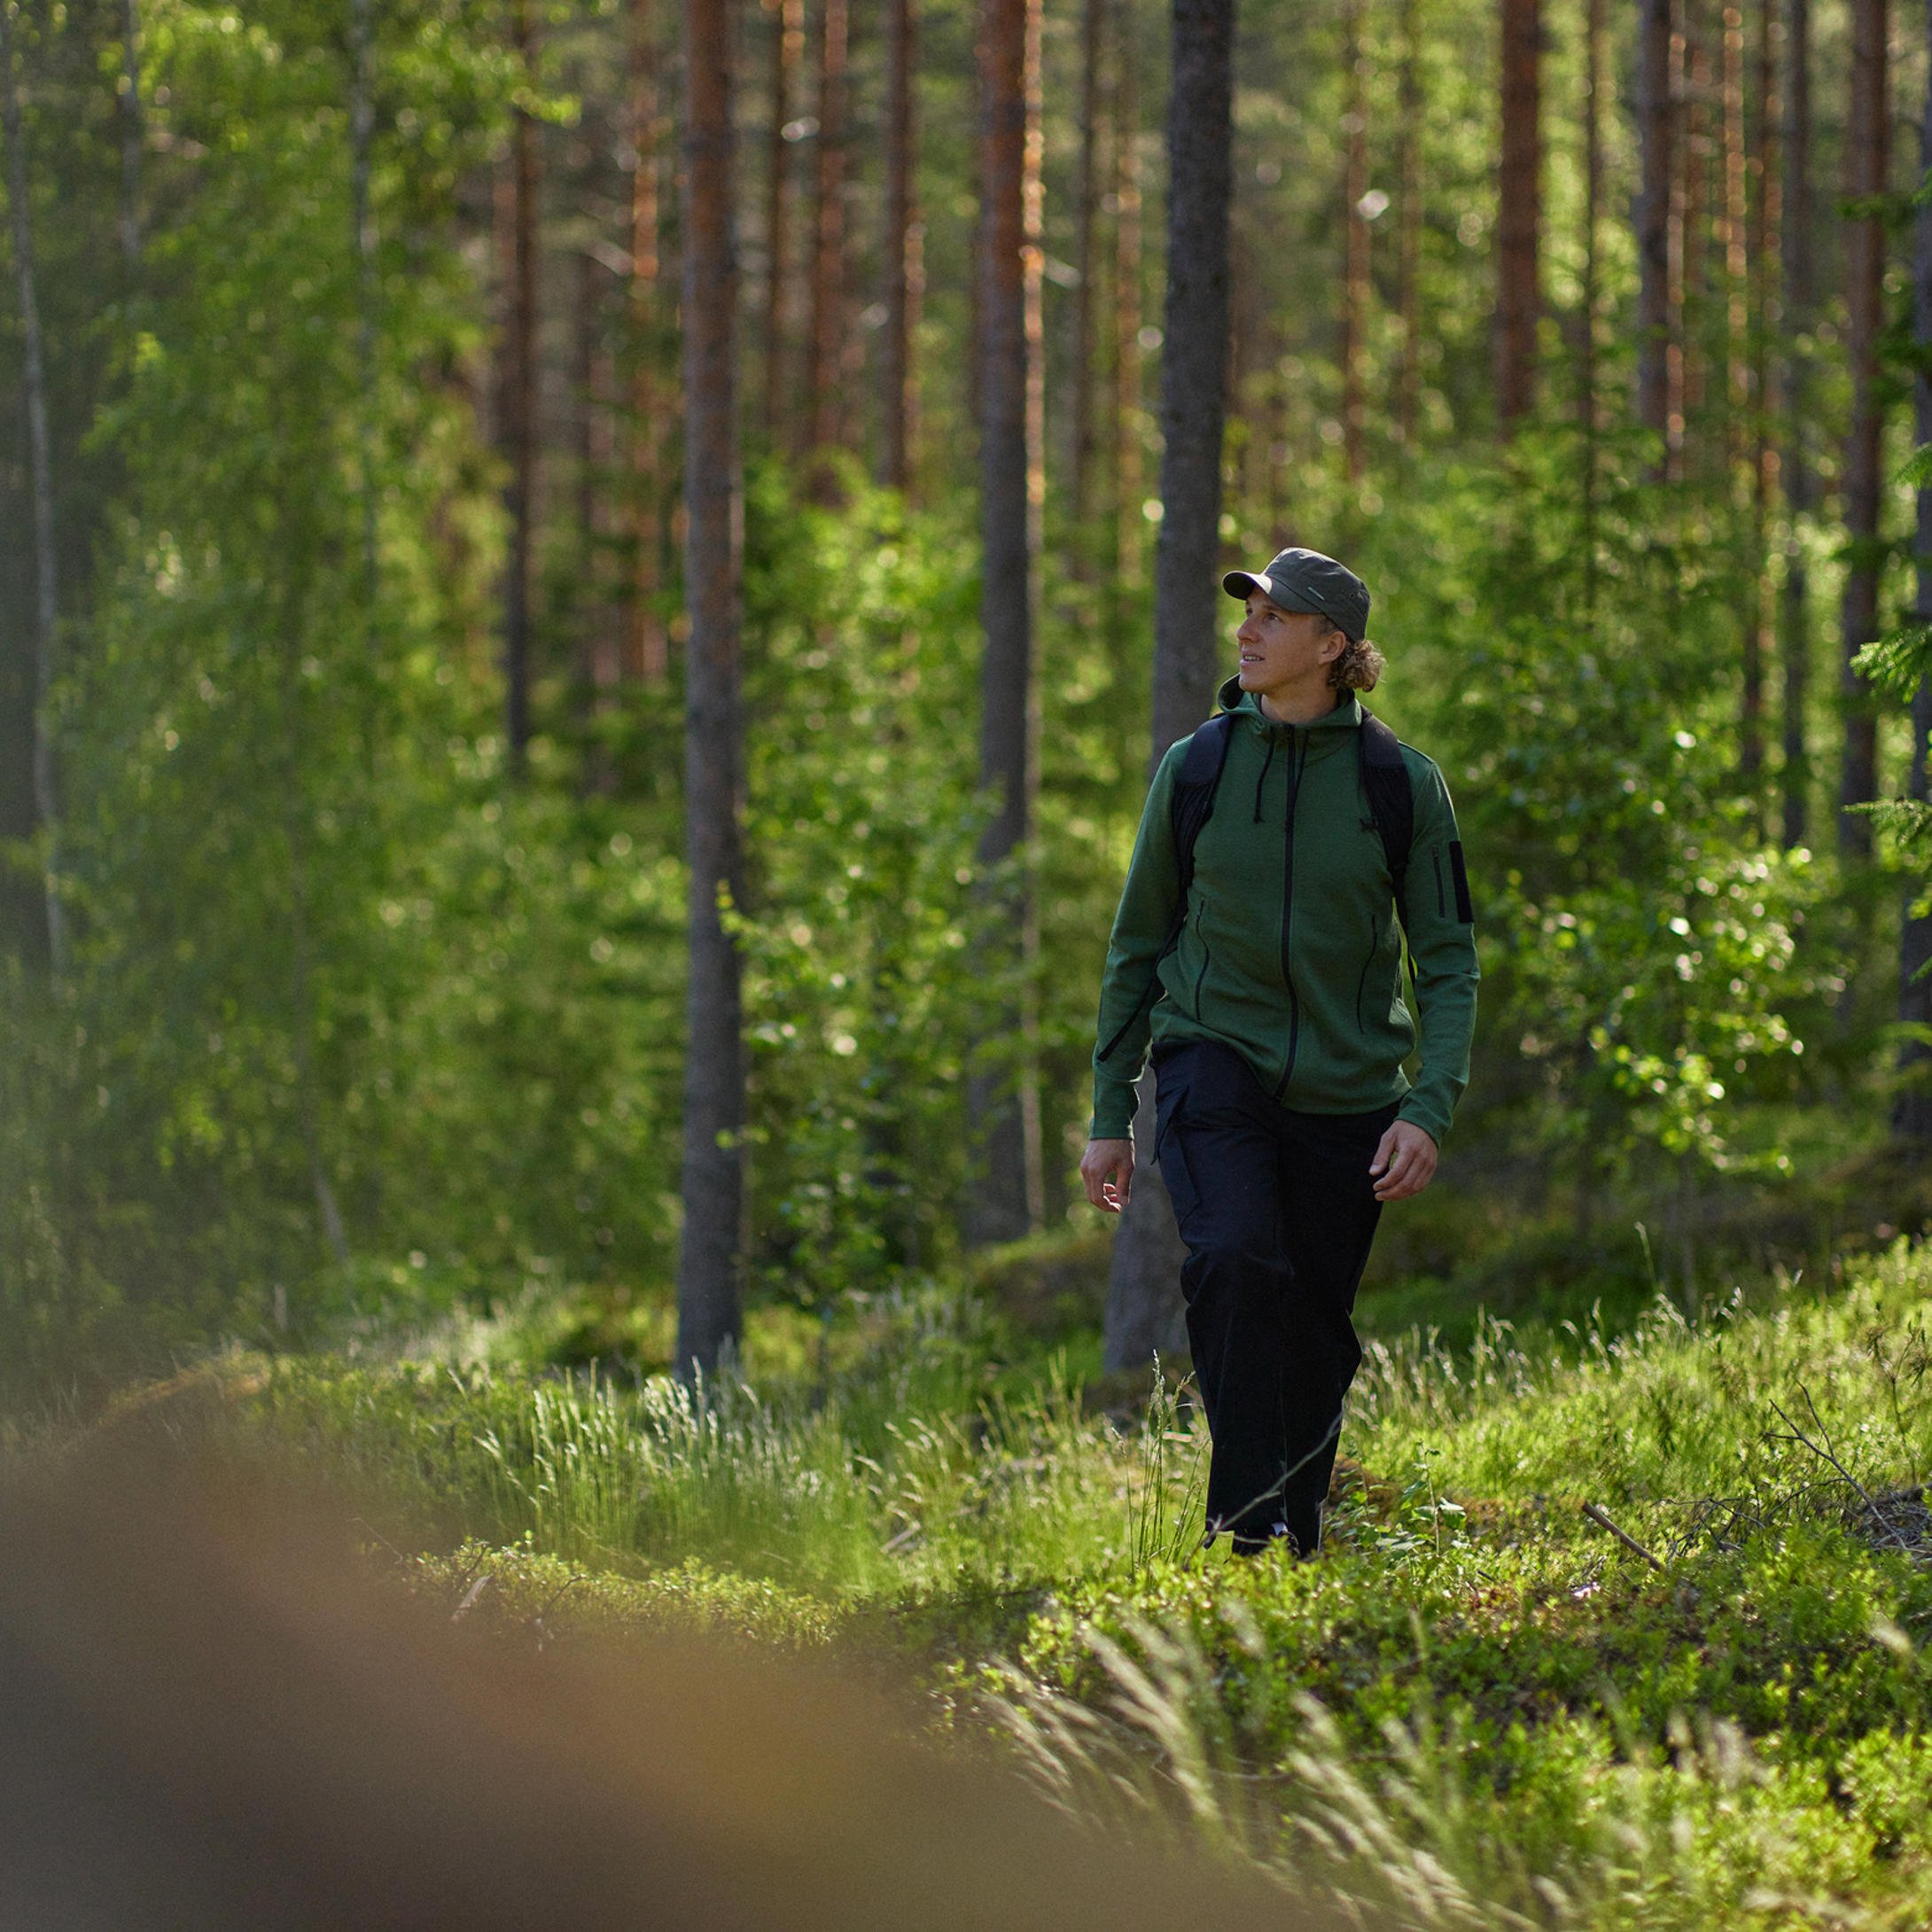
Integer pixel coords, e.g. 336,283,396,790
1235,594,1339,697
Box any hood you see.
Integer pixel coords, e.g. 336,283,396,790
1215,676,1364,734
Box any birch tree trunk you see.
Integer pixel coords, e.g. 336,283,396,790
1496,0,1541,426
1102,0,1235,1374
967,0,1046,1246
1838,0,1888,860
1897,0,1932,1139
0,0,66,980
675,0,747,1377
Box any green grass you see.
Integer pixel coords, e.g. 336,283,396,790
71,1244,1932,1929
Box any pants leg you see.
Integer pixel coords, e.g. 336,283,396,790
1154,1041,1297,1544
1155,1038,1395,1554
1271,1103,1392,1552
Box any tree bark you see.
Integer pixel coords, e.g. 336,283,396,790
500,0,539,776
1838,0,1888,861
1743,0,1780,799
675,0,746,1378
1112,5,1145,580
968,0,1046,1245
1580,0,1602,610
1496,0,1540,426
762,0,804,443
627,0,669,686
1396,0,1422,448
1068,0,1105,527
1637,0,1677,456
0,0,66,980
350,0,380,637
1897,0,1932,1139
1780,0,1811,848
1340,0,1368,482
1103,0,1235,1374
802,0,849,464
881,0,921,493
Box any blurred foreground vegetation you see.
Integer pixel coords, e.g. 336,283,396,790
27,1235,1928,1929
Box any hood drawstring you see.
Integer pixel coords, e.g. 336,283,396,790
1253,731,1279,823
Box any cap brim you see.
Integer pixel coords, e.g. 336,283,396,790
1223,570,1318,613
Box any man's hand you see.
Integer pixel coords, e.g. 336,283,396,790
1369,1120,1437,1203
1080,1138,1134,1214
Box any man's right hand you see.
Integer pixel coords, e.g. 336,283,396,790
1079,1138,1134,1214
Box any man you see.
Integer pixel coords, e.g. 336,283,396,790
1080,548,1478,1558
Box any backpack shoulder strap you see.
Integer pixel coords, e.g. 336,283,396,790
1096,712,1236,1064
1357,708,1416,916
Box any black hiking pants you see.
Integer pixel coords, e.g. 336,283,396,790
1152,1038,1396,1555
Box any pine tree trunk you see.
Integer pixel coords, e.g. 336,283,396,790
1743,0,1780,799
1102,0,1235,1374
1580,0,1603,610
1679,12,1709,441
350,0,379,635
501,0,539,776
1496,0,1540,426
675,0,747,1378
1396,0,1422,448
1068,0,1105,528
627,2,669,687
1780,0,1811,849
1897,0,1932,1140
0,0,66,980
763,0,803,442
1112,5,1145,580
1340,0,1368,482
968,0,1045,1246
802,0,849,464
881,0,920,493
1638,0,1677,454
1838,0,1888,861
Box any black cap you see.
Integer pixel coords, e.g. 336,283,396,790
1223,547,1371,642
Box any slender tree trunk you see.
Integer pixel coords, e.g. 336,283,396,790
968,0,1045,1245
1680,14,1709,439
1897,0,1932,1139
1838,0,1888,860
0,0,65,980
1069,0,1105,526
676,0,746,1378
500,0,538,776
1340,0,1368,483
1780,0,1811,847
625,4,669,688
1396,0,1422,448
1580,0,1603,613
881,0,920,492
1113,6,1145,580
802,0,849,464
118,0,141,267
349,0,380,636
1638,0,1677,456
1496,0,1540,426
1743,0,1780,797
1103,0,1235,1374
763,0,803,441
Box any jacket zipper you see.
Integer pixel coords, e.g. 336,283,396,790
1190,894,1213,1018
1273,731,1306,1101
1355,910,1379,1033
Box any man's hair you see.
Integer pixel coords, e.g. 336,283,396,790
1320,615,1385,693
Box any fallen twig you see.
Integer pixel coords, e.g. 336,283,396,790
1580,1501,1666,1571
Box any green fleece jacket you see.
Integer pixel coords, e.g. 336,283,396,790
1091,682,1479,1145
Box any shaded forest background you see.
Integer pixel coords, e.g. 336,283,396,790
3,0,1929,1388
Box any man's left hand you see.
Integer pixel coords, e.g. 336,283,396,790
1369,1120,1437,1203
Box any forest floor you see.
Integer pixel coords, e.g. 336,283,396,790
35,1237,1932,1930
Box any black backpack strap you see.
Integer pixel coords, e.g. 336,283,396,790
1096,713,1236,1064
1357,707,1415,921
